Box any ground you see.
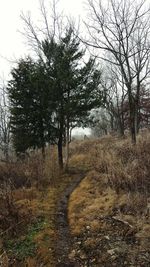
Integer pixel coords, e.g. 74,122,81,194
0,132,150,266
68,133,150,266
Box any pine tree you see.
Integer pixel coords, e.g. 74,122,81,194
8,57,55,155
8,29,102,168
42,28,102,168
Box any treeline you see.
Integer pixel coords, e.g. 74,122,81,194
91,76,150,137
0,0,149,167
86,0,150,141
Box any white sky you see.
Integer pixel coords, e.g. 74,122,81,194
0,0,85,79
0,0,91,135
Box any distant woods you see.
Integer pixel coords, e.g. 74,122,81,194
0,0,149,167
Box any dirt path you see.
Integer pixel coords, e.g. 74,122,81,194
55,169,85,267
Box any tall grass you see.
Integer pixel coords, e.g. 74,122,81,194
0,145,60,238
84,132,150,194
69,131,150,217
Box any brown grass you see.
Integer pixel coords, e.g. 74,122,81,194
68,131,150,265
0,132,150,266
0,146,73,267
69,171,117,235
70,131,150,194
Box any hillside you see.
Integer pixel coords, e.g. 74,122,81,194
0,131,150,266
68,131,150,266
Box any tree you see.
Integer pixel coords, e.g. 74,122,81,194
85,0,150,143
0,81,11,160
100,63,127,136
90,108,111,137
139,86,150,128
8,57,55,156
8,29,102,169
8,0,103,168
42,27,102,168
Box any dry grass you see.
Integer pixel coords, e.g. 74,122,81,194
69,131,150,223
68,173,123,265
0,132,150,266
69,171,117,235
68,131,150,265
70,131,150,195
0,146,60,232
0,146,74,267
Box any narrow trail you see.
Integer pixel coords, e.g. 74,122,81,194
55,169,85,267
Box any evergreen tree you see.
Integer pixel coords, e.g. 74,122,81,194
42,28,102,168
8,29,102,168
8,57,55,155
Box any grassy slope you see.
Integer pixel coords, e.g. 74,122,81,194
1,173,76,267
0,150,74,267
68,132,150,266
0,132,150,266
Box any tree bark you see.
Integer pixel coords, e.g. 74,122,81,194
128,94,136,144
135,107,140,134
119,121,125,137
58,133,63,169
110,114,114,132
135,84,141,134
42,146,45,159
65,118,69,170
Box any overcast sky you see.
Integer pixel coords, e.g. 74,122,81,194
0,0,91,136
0,0,85,79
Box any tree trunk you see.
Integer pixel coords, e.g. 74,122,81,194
118,116,125,137
135,108,140,134
58,133,63,169
3,141,9,162
135,92,140,134
110,114,114,132
65,119,69,170
40,119,46,158
129,97,136,144
134,78,141,134
42,146,45,159
126,83,136,144
119,123,125,137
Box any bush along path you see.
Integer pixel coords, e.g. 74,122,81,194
55,168,86,267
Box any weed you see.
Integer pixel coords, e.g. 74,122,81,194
4,218,45,260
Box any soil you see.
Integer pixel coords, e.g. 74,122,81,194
55,168,86,267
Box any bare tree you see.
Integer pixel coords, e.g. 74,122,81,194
85,0,150,143
101,62,128,136
20,0,68,58
0,80,11,161
90,108,111,137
